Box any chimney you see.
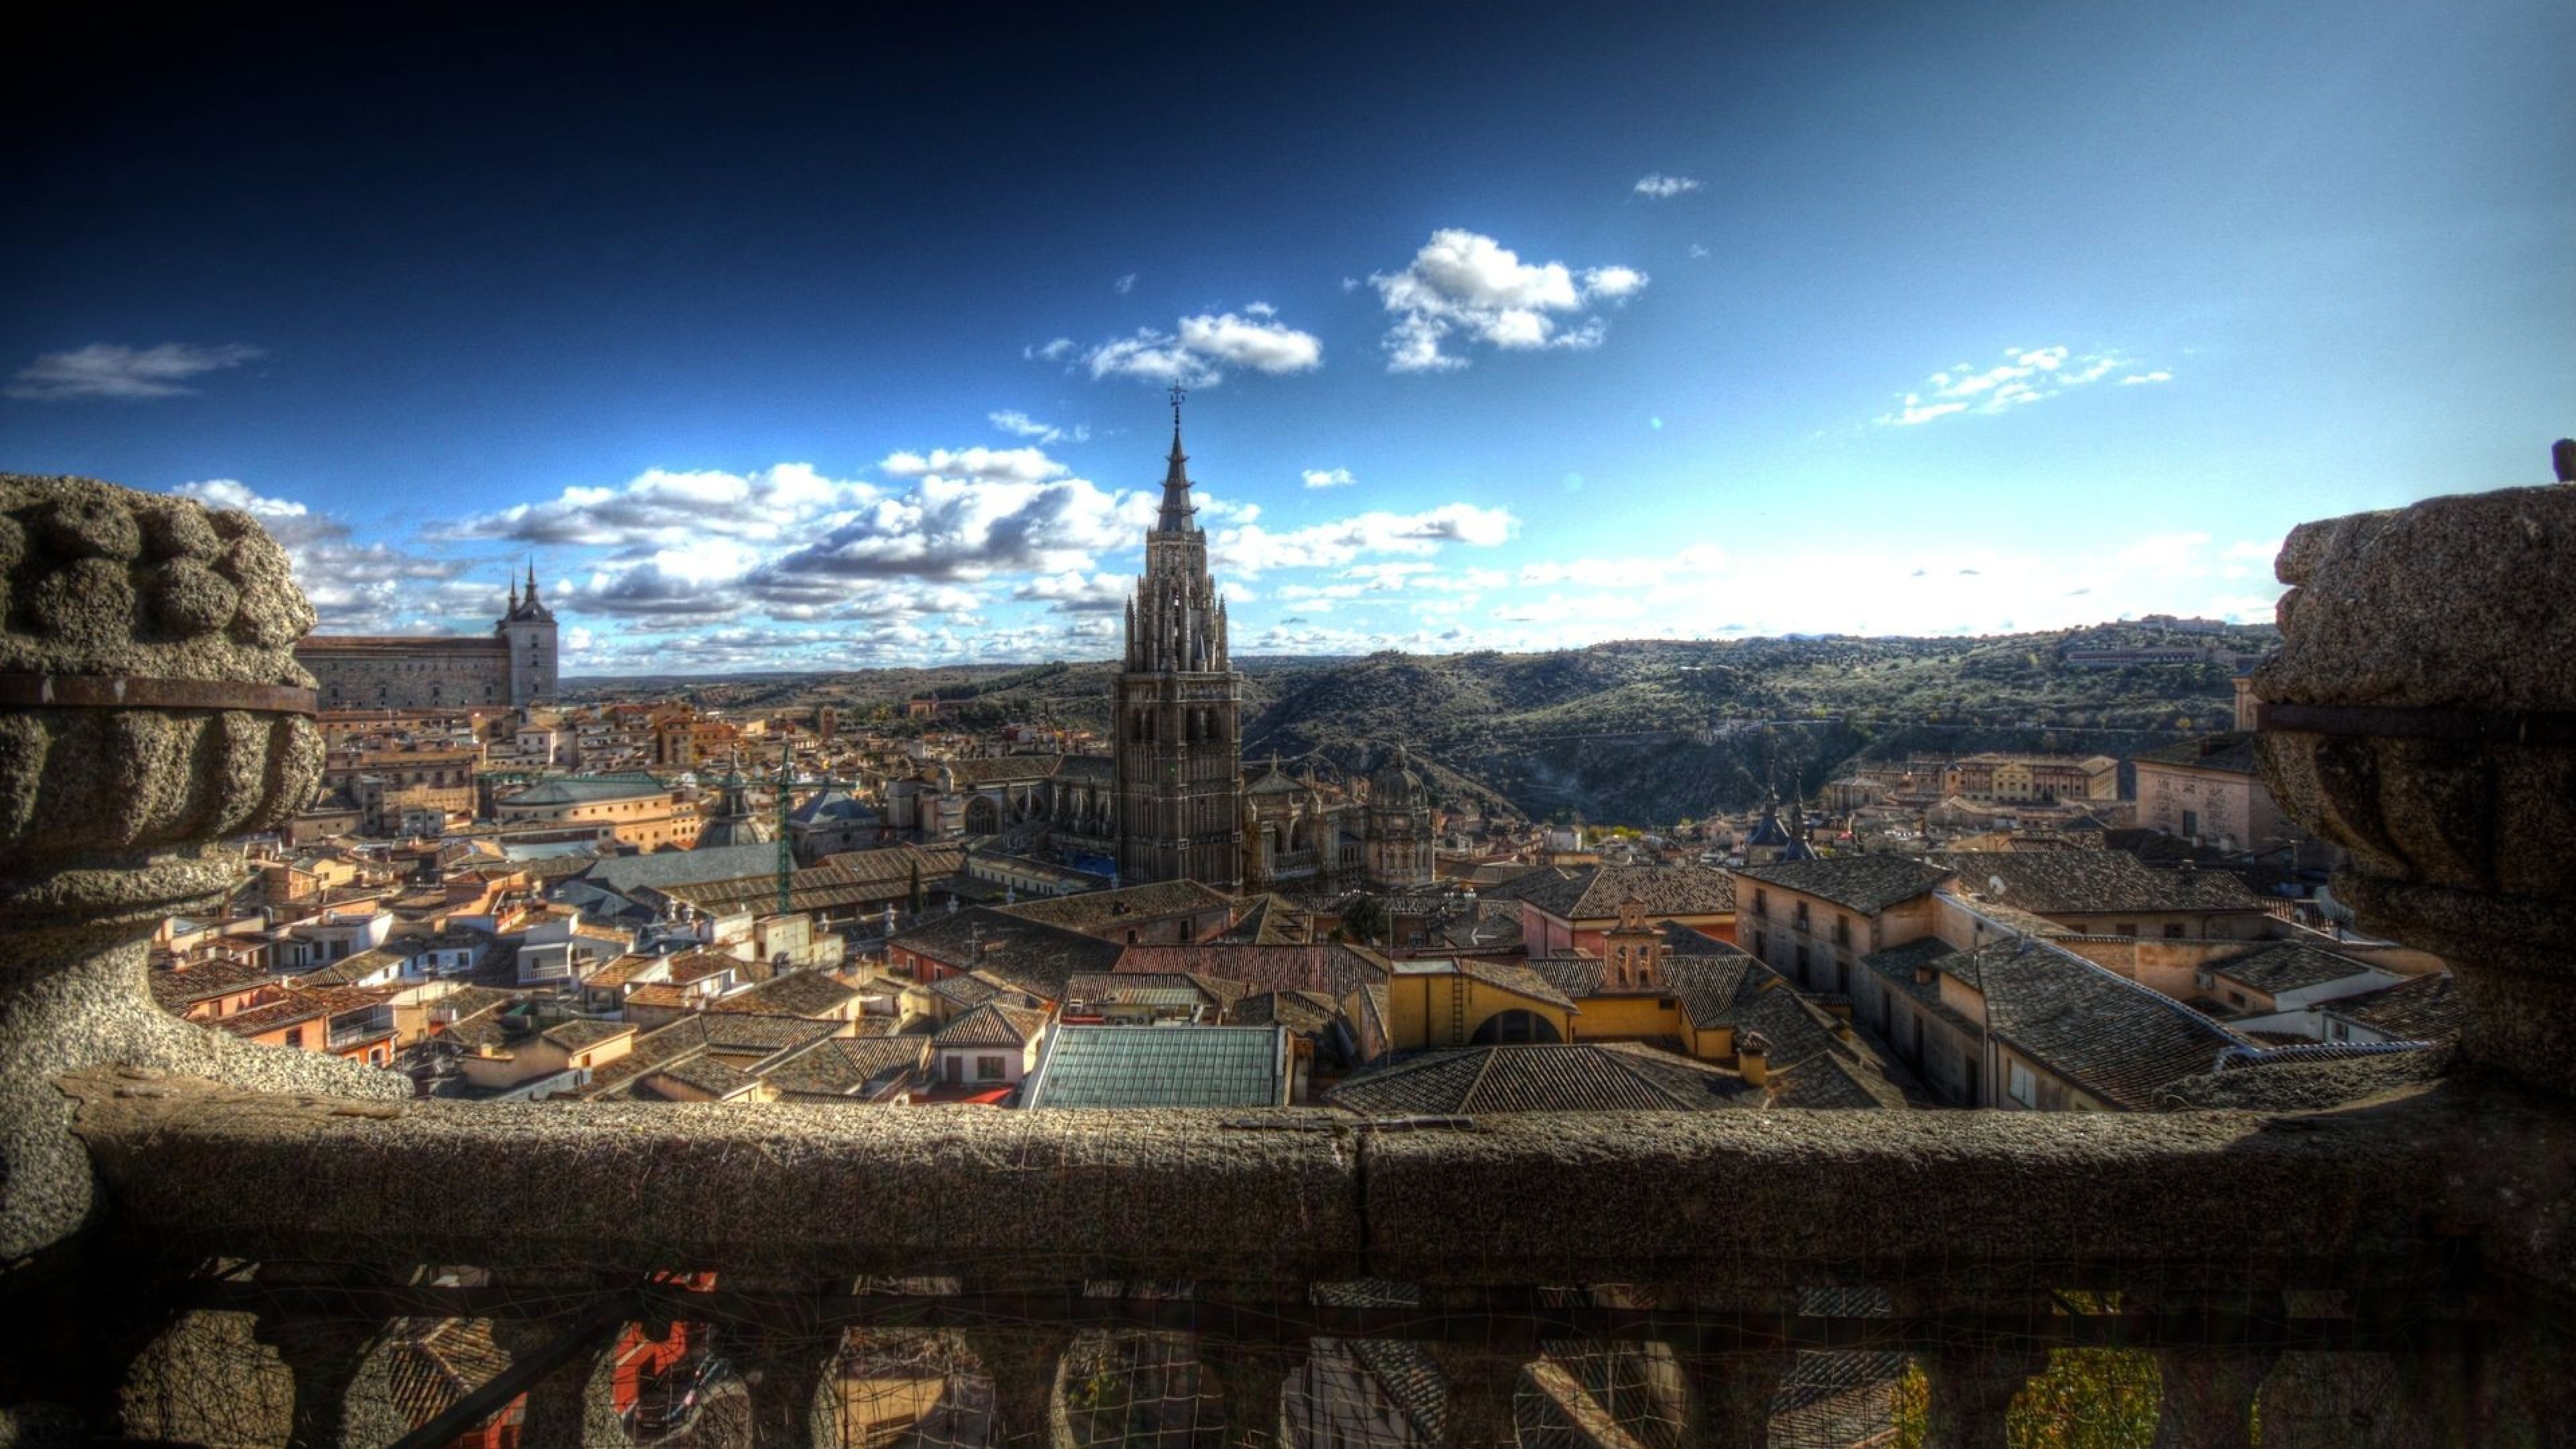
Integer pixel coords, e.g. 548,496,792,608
1737,1032,1770,1088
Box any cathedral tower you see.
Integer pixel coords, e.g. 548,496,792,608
498,560,558,706
1113,388,1244,889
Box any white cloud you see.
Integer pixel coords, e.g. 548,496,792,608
174,479,472,633
1114,273,1136,294
1633,173,1702,199
2120,370,2174,386
1012,570,1130,614
1061,308,1325,388
988,409,1088,444
449,463,875,551
1301,467,1356,490
11,342,264,401
1688,243,1711,260
1026,338,1075,362
1212,503,1518,577
879,446,1067,484
1877,345,2159,426
1369,229,1648,372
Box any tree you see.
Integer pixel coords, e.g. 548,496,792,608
906,860,924,915
1342,894,1389,946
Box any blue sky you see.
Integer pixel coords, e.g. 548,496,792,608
4,1,2569,674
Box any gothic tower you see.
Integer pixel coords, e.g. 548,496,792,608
498,560,558,707
1113,388,1244,889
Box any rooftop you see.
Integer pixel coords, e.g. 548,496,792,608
1731,856,1955,915
1022,1024,1291,1108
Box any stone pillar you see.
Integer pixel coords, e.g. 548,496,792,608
1915,1346,2038,1449
1680,1350,1788,1449
250,1312,384,1449
961,1326,1071,1449
2146,1296,2279,1449
738,1328,844,1449
1427,1346,1529,1449
0,476,406,1273
2253,476,2576,1096
1197,1337,1294,1449
490,1316,626,1449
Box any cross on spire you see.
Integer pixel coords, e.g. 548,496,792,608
1169,379,1187,430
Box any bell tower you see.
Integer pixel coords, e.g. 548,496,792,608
1112,386,1244,889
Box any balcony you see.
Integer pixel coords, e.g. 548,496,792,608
2,472,2573,1446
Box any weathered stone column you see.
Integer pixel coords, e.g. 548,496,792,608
1679,1350,1788,1449
1196,1336,1294,1449
736,1324,846,1449
962,1325,1071,1449
2146,1294,2280,1449
490,1316,627,1449
250,1311,384,1449
0,476,405,1273
1915,1346,2039,1449
1426,1346,1529,1449
2253,470,2576,1095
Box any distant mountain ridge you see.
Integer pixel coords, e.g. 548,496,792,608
564,622,2275,824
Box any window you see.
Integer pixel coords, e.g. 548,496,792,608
975,1055,1007,1081
2163,924,2187,939
2007,1060,2036,1106
2115,923,2138,938
2182,809,2200,838
1834,916,1851,946
1795,945,1811,981
1754,930,1768,961
284,1026,305,1050
1794,902,1811,930
1753,889,1768,918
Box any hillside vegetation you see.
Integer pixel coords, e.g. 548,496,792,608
566,621,2273,824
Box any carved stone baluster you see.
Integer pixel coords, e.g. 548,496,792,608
962,1326,1071,1449
1427,1346,1528,1449
738,1326,845,1449
0,478,413,1273
490,1316,626,1449
1197,1336,1293,1449
1682,1350,1787,1449
251,1311,383,1449
1915,1344,2037,1449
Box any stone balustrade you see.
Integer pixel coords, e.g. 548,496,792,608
0,466,2571,1448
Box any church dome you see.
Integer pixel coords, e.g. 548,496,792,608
1371,747,1428,811
694,768,774,849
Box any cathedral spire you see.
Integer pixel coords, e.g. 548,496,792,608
525,559,540,602
1155,380,1197,534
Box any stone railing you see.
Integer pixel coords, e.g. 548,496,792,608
1,469,2573,1447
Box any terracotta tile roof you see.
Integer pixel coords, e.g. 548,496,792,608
2205,943,2385,996
1328,1042,1754,1114
1732,857,1955,915
998,879,1234,934
763,1035,926,1098
1943,938,2250,1109
895,908,1125,1001
1935,851,2263,916
708,969,859,1018
1114,943,1391,996
932,1001,1051,1049
1485,865,1736,920
2324,972,2465,1040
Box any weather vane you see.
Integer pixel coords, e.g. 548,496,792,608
1169,379,1187,428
